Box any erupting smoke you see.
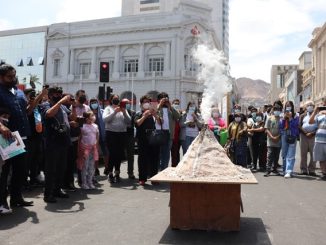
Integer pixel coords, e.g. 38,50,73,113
193,44,231,122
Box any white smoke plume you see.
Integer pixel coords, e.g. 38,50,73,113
192,44,231,122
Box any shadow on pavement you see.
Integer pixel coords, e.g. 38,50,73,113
0,208,39,230
44,188,104,213
159,217,271,245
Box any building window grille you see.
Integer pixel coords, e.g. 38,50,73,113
79,62,91,78
53,59,61,77
149,57,164,72
124,59,138,73
277,74,284,88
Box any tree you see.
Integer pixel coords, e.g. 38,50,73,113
29,74,40,89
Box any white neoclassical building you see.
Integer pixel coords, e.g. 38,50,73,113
46,0,226,108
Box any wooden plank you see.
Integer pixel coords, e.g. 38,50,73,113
170,183,241,231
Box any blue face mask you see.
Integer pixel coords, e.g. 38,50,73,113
126,104,131,110
90,103,99,110
274,111,281,117
256,116,262,122
234,109,241,114
251,112,257,118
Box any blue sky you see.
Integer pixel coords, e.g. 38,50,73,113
0,0,325,83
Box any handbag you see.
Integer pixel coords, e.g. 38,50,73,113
286,130,296,144
146,119,168,146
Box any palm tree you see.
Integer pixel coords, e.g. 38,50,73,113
29,74,40,89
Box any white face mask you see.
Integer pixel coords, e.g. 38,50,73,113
188,106,196,114
274,111,281,117
142,102,150,110
307,106,314,113
235,117,241,123
212,112,220,118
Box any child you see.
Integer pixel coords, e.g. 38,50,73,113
77,111,99,189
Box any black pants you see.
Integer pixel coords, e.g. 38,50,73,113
0,153,27,205
44,146,68,197
138,141,160,182
106,131,126,175
252,141,267,169
26,137,43,183
266,147,281,172
125,134,135,176
65,140,78,187
171,140,181,167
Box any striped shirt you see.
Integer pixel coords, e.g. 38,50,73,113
315,114,326,143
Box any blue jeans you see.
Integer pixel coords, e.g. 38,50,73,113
182,136,196,154
281,134,297,174
160,132,172,171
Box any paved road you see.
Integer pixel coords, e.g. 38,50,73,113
0,150,326,245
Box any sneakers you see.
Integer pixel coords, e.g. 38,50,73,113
264,171,271,177
81,184,90,190
114,175,121,183
139,180,145,186
284,173,291,178
108,174,115,184
88,182,96,189
0,205,12,214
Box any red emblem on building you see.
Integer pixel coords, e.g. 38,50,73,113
191,25,200,36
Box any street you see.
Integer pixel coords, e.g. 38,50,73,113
0,149,326,245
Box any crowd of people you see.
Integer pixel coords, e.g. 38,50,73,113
0,63,325,216
226,99,326,179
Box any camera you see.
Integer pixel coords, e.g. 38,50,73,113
318,106,326,111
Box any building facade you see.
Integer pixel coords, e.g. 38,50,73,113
0,26,47,91
270,64,298,103
121,0,229,58
46,1,222,109
309,23,326,105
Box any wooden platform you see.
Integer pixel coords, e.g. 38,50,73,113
170,183,241,231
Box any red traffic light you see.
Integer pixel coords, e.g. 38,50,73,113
102,63,108,69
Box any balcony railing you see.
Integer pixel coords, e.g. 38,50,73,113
145,71,163,77
120,72,138,78
182,70,199,77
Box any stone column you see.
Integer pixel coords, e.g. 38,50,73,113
176,35,184,77
113,45,120,79
138,43,145,78
164,41,171,76
171,37,176,76
68,48,75,82
90,47,97,80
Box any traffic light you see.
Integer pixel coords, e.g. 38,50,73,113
100,62,109,83
106,86,113,100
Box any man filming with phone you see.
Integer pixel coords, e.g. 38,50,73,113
309,97,326,180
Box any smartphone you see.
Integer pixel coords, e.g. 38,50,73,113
318,106,326,111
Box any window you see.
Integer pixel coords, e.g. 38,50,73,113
184,55,198,71
149,58,164,72
79,62,91,78
124,59,138,73
140,0,159,4
53,59,60,77
277,74,284,88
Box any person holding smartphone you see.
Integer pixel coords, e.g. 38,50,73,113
309,97,326,180
280,101,300,178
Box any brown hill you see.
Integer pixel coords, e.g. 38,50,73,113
235,77,271,108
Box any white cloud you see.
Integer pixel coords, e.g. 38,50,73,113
0,19,14,31
56,0,122,23
229,0,323,82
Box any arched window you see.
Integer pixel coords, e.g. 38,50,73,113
77,50,91,79
122,48,138,73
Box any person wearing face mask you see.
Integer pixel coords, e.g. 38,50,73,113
248,112,267,171
280,101,300,178
0,64,34,212
74,90,91,117
180,102,203,154
170,99,182,167
228,104,247,123
157,92,181,170
41,86,72,203
208,107,226,143
247,107,258,168
121,98,136,179
89,98,109,177
103,94,131,183
77,111,99,189
227,112,248,167
264,104,282,177
309,97,326,180
135,95,161,185
298,101,318,176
